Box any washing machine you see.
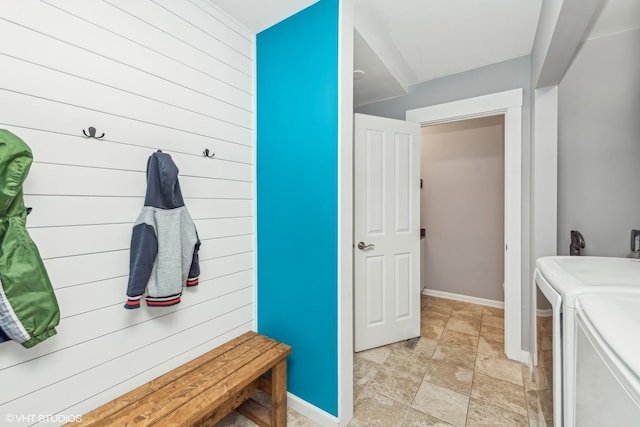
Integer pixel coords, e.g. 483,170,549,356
531,256,640,427
574,291,640,426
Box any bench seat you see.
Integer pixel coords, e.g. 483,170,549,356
75,331,292,427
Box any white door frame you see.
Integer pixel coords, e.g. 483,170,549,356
406,88,525,362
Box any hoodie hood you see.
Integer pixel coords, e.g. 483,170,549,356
143,151,185,209
0,130,32,218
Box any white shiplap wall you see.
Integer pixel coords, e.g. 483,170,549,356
0,0,255,423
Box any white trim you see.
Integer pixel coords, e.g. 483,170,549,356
406,88,524,362
251,32,258,333
422,288,504,309
288,393,339,426
337,0,354,425
407,89,523,125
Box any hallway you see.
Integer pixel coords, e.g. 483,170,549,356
349,295,553,426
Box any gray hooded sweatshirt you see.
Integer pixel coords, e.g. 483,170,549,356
125,151,200,309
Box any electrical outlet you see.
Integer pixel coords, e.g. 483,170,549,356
631,230,640,252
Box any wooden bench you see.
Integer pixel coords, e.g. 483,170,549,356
75,331,292,427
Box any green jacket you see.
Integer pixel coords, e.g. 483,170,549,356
0,129,60,348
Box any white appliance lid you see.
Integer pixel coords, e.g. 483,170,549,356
536,256,640,304
577,292,640,381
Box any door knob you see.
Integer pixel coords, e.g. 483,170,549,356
357,241,375,250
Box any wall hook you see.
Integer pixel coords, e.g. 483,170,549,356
203,148,215,158
82,127,105,139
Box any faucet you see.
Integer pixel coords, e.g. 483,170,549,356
570,230,585,256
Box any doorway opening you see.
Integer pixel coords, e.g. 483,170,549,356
420,115,505,305
407,89,525,362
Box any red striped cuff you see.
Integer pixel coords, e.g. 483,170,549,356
124,297,141,309
146,293,182,307
186,276,199,287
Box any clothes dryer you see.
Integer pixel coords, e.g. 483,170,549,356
531,256,640,427
574,291,640,427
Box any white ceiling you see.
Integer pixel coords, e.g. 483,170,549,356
209,0,319,33
210,0,640,107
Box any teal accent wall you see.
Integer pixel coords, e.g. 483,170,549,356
256,0,339,417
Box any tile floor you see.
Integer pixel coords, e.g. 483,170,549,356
217,295,554,426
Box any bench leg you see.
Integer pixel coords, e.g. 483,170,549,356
271,359,287,427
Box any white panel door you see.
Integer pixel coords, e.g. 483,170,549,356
354,113,421,352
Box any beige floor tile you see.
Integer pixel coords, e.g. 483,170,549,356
424,359,473,394
471,373,527,416
432,330,478,368
432,343,477,369
354,383,365,402
451,300,484,315
423,358,474,395
384,336,435,378
536,316,553,336
357,345,393,364
422,311,449,339
475,353,524,386
537,350,553,369
450,309,483,323
439,329,479,349
349,388,408,427
369,365,422,405
479,324,504,342
388,336,437,363
424,301,454,317
482,306,504,318
537,389,553,421
215,406,319,427
422,320,446,340
354,356,382,388
351,296,551,427
424,310,451,322
412,381,469,427
402,408,455,426
420,323,444,340
424,295,457,310
523,365,552,391
250,390,272,407
525,390,543,427
477,335,504,357
216,411,256,427
466,398,529,427
525,390,554,426
287,408,323,427
446,315,481,336
481,312,504,329
384,348,430,378
537,334,552,351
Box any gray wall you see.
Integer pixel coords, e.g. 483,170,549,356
421,116,505,302
356,55,533,349
558,28,640,256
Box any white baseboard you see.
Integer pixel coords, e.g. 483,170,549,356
421,288,504,309
288,393,339,426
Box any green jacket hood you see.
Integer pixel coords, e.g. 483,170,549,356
0,129,33,218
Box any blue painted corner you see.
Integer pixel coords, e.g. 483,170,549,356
256,0,339,417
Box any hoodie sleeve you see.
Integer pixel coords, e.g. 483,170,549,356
186,232,201,287
125,223,157,309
